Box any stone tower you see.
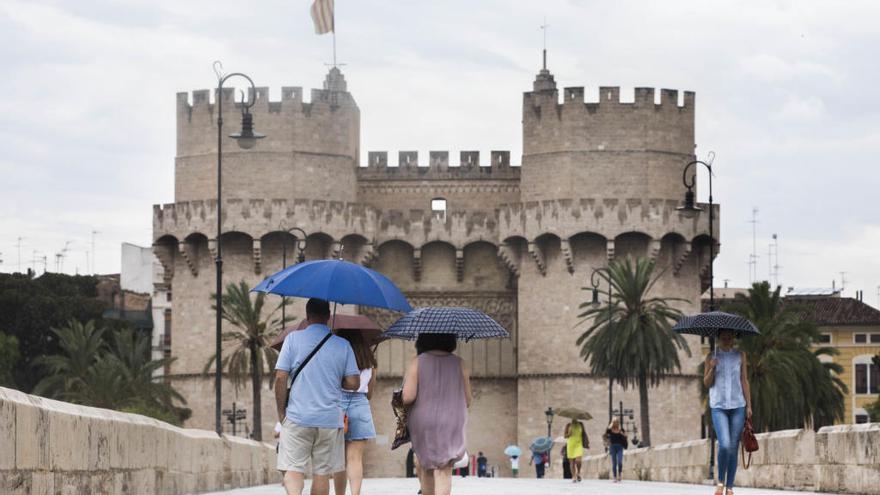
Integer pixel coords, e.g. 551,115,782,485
152,62,717,477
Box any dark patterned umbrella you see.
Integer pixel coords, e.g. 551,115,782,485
672,311,760,338
383,307,510,342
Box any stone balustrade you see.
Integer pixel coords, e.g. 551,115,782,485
579,424,879,494
0,387,280,495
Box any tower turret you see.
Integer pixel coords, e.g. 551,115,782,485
520,66,695,202
174,68,360,204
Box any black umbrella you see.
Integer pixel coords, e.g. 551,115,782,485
383,307,510,342
672,311,760,338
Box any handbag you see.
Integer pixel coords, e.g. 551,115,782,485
390,388,411,450
740,417,759,469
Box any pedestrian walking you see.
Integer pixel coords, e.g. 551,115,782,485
704,329,753,495
528,450,547,478
605,417,628,482
332,330,377,495
564,418,588,483
403,333,472,495
509,455,519,477
476,452,488,477
274,299,361,495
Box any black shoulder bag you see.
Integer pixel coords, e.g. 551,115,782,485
284,333,333,408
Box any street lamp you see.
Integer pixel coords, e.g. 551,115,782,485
214,62,266,435
677,157,717,479
280,226,308,330
544,406,555,437
591,267,614,423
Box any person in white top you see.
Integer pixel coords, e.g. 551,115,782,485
333,330,377,495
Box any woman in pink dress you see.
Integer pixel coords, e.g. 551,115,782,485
403,333,472,495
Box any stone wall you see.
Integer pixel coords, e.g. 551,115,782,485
0,387,280,495
579,423,880,494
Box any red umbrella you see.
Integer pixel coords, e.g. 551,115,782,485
270,314,383,350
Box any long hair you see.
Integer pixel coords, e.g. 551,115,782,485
337,330,377,371
415,333,457,355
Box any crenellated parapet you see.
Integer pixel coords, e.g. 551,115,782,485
358,151,520,181
497,198,718,244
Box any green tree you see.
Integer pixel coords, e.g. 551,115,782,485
205,281,288,440
104,327,189,423
0,332,21,387
0,272,107,391
32,319,105,400
723,282,847,431
576,257,690,446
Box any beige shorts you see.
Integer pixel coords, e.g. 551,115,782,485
277,420,344,475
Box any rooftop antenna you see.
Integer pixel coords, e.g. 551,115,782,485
540,17,550,70
15,237,25,273
748,208,759,283
768,233,780,288
839,271,848,294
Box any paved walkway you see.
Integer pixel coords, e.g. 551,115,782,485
205,478,824,495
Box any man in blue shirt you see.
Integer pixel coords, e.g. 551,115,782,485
274,299,360,495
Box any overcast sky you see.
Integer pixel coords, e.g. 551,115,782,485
1,0,879,307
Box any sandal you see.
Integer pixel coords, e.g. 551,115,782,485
713,484,724,495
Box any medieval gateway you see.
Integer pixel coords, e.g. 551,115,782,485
152,62,717,476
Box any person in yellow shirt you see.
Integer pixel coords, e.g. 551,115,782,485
564,418,589,483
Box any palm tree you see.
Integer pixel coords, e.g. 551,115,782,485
205,281,289,440
33,319,105,401
722,282,847,431
576,257,690,446
105,327,186,416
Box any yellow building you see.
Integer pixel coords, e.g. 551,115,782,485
791,295,880,424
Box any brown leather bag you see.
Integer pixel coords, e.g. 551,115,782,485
740,417,759,469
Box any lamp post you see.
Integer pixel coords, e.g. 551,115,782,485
214,64,266,435
280,226,308,331
676,158,716,479
590,267,614,424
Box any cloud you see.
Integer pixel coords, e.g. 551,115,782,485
1,0,879,308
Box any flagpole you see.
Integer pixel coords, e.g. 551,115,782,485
332,7,337,67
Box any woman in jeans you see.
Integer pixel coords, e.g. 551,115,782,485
403,333,472,495
605,417,627,482
332,330,377,495
704,329,752,495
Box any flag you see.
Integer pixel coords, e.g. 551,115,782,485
310,0,334,35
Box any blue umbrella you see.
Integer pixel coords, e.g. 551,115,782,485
383,307,510,342
504,445,522,457
252,259,412,312
530,436,553,454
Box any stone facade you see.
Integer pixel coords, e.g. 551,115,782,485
152,64,718,476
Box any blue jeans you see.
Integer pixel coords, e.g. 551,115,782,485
711,407,746,488
609,444,624,478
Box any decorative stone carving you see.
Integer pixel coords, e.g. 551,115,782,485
606,239,616,262
673,241,692,275
498,243,520,277
178,243,198,277
528,242,546,276
412,248,422,281
560,239,574,274
455,248,464,282
153,243,175,283
252,239,262,274
648,239,662,262
359,291,516,333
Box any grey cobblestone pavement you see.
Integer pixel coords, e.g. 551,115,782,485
205,478,824,495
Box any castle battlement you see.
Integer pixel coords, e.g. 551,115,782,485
176,85,355,119
358,151,520,180
524,85,694,112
